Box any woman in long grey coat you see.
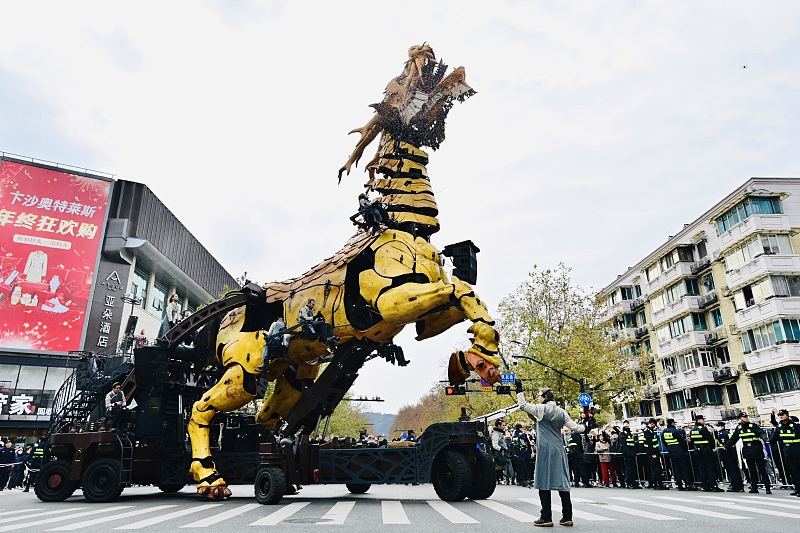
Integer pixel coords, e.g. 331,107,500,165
517,386,585,527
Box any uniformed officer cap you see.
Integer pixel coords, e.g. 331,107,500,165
778,409,789,416
695,414,705,421
666,418,675,425
715,421,725,427
738,412,749,418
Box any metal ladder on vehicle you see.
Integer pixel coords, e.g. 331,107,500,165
116,432,134,485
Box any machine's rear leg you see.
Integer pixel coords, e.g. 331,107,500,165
188,363,256,500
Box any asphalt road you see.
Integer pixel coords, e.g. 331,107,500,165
1,482,799,532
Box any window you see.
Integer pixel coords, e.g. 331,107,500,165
609,292,618,305
669,316,688,338
131,269,148,308
751,366,800,396
696,240,708,259
651,292,666,313
694,385,723,405
726,384,740,404
638,311,647,326
715,345,731,366
782,319,800,341
692,313,707,331
701,273,715,293
645,263,661,282
150,283,167,317
677,246,694,262
654,400,663,416
715,196,781,234
710,308,723,328
660,252,675,271
679,349,715,372
644,339,652,352
639,401,653,417
621,287,633,300
635,285,642,298
623,313,638,328
662,357,677,375
741,321,781,352
666,392,686,411
761,234,793,255
657,325,671,344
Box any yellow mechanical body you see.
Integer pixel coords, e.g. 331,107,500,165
188,43,502,499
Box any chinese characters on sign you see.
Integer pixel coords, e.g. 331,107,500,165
0,159,111,353
0,392,51,417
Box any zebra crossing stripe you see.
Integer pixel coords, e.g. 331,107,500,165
249,502,309,526
48,505,179,531
699,494,800,510
609,497,751,520
519,497,615,521
114,505,223,529
1,508,86,524
580,502,682,521
426,500,479,524
0,506,133,532
704,502,800,519
317,501,356,525
180,503,262,527
381,501,410,524
0,508,76,519
474,500,538,522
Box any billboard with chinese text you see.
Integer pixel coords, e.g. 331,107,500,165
0,158,112,354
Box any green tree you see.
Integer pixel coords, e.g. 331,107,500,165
497,263,637,419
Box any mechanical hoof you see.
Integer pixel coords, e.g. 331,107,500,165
197,483,232,500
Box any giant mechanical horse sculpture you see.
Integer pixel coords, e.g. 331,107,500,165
187,44,502,499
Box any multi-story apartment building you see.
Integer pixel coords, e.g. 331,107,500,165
600,177,800,425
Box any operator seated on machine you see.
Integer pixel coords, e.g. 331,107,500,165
349,192,389,235
104,382,131,431
265,316,290,361
298,298,339,347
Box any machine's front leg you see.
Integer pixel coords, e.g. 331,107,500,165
373,276,501,385
188,363,256,500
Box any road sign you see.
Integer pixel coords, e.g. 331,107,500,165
480,377,492,391
501,373,516,384
578,392,592,407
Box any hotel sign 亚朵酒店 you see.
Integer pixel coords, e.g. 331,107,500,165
0,158,112,354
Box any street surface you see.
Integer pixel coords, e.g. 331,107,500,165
1,483,798,532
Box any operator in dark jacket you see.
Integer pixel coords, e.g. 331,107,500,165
715,421,744,492
769,408,800,497
662,418,695,490
641,418,667,489
688,414,723,492
620,420,641,488
724,412,771,494
0,440,16,490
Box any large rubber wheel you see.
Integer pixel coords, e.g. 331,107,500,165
432,449,473,502
35,460,77,502
158,484,185,493
82,459,124,503
346,483,371,494
254,466,286,505
467,451,497,500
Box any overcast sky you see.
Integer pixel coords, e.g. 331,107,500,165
2,1,799,414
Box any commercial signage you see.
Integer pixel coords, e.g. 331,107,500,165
0,392,52,417
0,158,112,354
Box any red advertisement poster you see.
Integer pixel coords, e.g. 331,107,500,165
0,159,111,353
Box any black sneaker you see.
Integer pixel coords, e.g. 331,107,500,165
534,519,554,527
749,489,759,494
559,519,574,526
711,487,724,492
766,488,772,494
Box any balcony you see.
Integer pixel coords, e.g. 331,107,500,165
726,254,800,291
698,291,718,309
667,405,724,424
643,385,661,399
691,257,712,275
719,213,792,248
704,329,727,344
652,295,701,326
646,262,694,294
744,341,800,373
754,390,800,417
662,366,717,391
657,330,710,359
629,298,645,312
735,296,800,329
634,325,649,339
712,366,739,382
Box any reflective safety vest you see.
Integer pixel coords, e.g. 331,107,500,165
31,447,44,458
739,423,760,444
778,423,800,445
690,427,709,445
662,430,679,447
625,432,636,447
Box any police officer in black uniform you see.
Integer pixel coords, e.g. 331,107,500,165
620,420,641,488
22,437,45,492
641,418,668,489
769,408,800,496
724,412,771,494
689,414,723,492
662,418,694,490
715,421,744,492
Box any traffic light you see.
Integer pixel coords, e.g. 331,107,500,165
496,386,511,394
445,386,466,396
